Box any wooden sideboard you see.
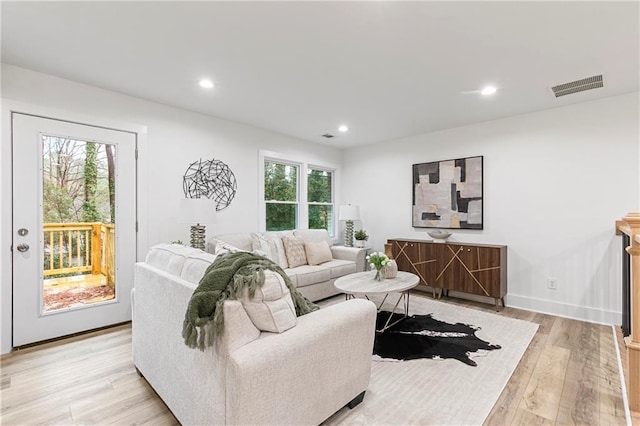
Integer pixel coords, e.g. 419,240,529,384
386,238,507,310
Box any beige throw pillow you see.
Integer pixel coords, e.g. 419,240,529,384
239,270,296,333
282,236,307,268
305,240,332,265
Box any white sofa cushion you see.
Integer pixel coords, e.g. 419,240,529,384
207,233,254,253
145,244,201,276
294,229,333,247
286,265,331,288
239,270,296,333
305,240,332,265
282,236,308,268
325,259,357,278
180,251,217,284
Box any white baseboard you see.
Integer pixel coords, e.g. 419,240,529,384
506,293,621,326
413,287,622,326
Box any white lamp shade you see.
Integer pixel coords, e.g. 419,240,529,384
180,198,217,224
339,205,360,221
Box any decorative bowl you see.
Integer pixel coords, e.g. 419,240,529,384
427,230,452,241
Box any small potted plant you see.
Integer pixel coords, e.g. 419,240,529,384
354,229,369,248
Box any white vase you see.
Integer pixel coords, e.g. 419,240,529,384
383,260,398,279
354,240,365,248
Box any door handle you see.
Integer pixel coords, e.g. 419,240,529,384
16,243,29,252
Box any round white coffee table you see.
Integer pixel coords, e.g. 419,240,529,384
334,271,420,333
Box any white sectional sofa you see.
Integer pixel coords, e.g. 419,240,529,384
132,243,377,425
208,229,368,302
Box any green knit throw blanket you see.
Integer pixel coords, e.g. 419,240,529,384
182,251,319,351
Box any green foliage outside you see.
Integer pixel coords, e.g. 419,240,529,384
43,183,74,223
82,142,101,223
266,203,297,231
43,136,114,224
307,169,332,230
264,161,333,232
264,162,297,201
265,162,298,231
42,136,115,276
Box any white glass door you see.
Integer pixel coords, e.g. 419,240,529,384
12,113,136,346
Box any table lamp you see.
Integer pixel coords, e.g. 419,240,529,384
339,204,360,247
180,198,217,250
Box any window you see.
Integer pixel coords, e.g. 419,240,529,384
307,168,333,231
264,161,298,231
261,152,337,236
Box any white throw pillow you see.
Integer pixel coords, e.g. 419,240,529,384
209,238,246,255
210,238,268,258
305,240,333,266
263,232,292,269
250,233,280,265
239,270,296,333
282,236,307,268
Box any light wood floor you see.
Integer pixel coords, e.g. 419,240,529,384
439,295,637,426
1,293,637,425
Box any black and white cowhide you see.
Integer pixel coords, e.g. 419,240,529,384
373,311,501,366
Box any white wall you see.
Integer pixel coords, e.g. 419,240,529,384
1,64,637,353
342,93,639,325
0,64,343,353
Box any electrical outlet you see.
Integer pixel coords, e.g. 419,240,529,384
547,278,558,290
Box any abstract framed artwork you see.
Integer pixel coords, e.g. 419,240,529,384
412,156,483,229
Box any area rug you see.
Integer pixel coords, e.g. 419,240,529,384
319,294,538,425
373,311,502,366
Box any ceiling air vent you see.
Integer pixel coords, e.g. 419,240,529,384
551,75,603,98
321,133,335,138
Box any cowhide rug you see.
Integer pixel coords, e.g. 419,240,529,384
373,311,501,366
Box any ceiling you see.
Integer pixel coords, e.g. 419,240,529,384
1,1,638,148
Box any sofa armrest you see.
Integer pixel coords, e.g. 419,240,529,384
217,300,261,355
226,299,376,425
331,245,368,272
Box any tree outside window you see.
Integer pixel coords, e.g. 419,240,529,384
308,169,333,231
263,155,337,235
264,161,298,231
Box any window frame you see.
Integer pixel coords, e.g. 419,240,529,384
306,165,335,233
259,150,339,237
263,159,300,231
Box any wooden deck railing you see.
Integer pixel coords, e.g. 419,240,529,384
616,213,640,412
43,222,115,286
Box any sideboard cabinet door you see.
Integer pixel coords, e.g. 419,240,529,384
388,238,507,310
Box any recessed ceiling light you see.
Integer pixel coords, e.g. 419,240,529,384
338,125,349,132
199,79,214,89
480,86,497,96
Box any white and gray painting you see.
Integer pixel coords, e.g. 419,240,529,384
412,156,483,229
